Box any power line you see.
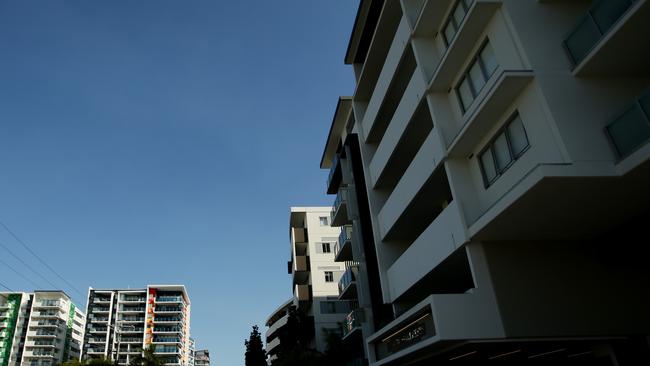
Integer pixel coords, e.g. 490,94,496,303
0,280,13,292
0,220,85,297
0,257,44,290
0,239,61,290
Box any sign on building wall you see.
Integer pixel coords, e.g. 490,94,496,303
62,303,76,362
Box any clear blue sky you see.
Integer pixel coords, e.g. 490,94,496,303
0,1,357,365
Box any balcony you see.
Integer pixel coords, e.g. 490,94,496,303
120,297,145,303
292,255,309,273
338,266,358,300
606,90,650,159
326,154,343,194
386,201,468,301
154,317,183,324
93,297,111,304
428,0,502,92
154,346,180,354
120,307,145,313
342,308,365,339
564,0,650,75
88,327,108,334
152,337,181,344
33,301,60,309
155,297,183,304
119,337,144,343
330,188,350,227
153,327,182,334
119,317,144,323
33,321,59,328
91,307,110,314
294,284,311,302
334,225,353,262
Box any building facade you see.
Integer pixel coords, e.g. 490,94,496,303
286,207,355,353
80,285,191,366
264,299,292,364
321,0,650,365
0,291,85,366
187,338,195,366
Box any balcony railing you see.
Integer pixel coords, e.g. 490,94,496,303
331,188,350,227
35,301,60,307
342,308,365,338
326,154,343,194
607,90,650,158
121,297,145,302
120,307,145,312
338,266,358,298
334,225,353,262
564,0,638,66
156,296,183,303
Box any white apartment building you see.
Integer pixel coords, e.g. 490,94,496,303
80,285,191,366
0,291,85,366
321,0,650,364
286,207,355,353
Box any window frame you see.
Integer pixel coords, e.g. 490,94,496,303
442,0,474,47
319,216,329,226
324,271,334,283
455,40,498,114
478,112,530,188
321,242,332,253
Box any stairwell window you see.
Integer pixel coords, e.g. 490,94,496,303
324,271,334,282
456,41,499,113
479,113,529,187
321,242,332,253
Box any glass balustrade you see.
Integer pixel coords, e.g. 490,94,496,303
607,90,650,158
564,0,638,65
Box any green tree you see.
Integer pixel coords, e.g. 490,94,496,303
244,325,266,366
129,345,164,366
271,306,325,366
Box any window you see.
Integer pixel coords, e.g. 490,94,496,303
442,0,474,47
324,271,334,282
479,113,529,187
321,242,332,253
320,301,352,314
455,41,499,113
319,216,329,226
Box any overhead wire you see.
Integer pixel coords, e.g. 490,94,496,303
0,239,61,290
0,256,44,290
0,280,13,291
0,219,85,298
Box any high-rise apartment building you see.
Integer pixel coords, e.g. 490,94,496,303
283,207,355,353
320,0,650,364
0,291,85,366
80,285,191,366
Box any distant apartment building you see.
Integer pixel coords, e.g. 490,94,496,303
80,285,191,366
0,291,85,366
193,350,209,366
320,0,650,365
277,207,355,354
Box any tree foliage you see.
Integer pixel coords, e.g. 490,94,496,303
129,345,164,366
62,358,117,366
244,325,266,366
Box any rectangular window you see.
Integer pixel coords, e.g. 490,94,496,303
321,243,331,253
455,41,499,114
324,271,334,282
479,113,530,187
442,0,473,46
319,216,329,226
